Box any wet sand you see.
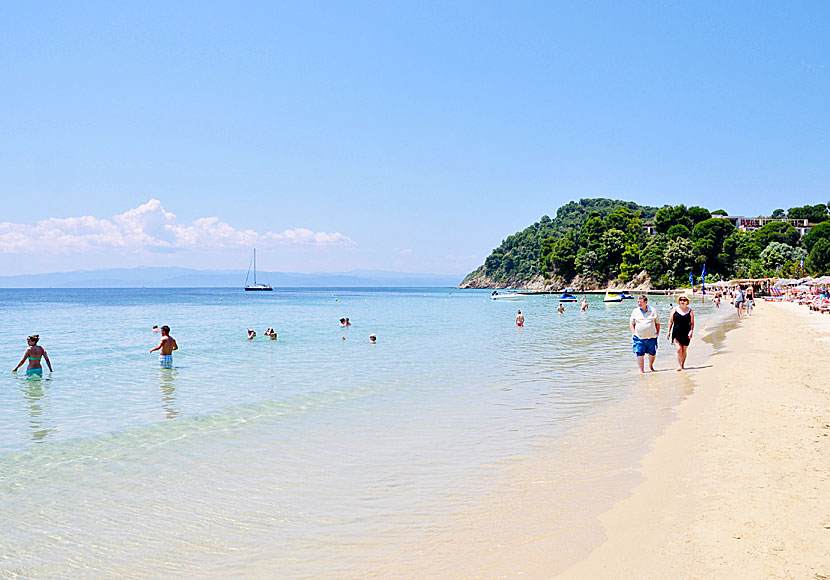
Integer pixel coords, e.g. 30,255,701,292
556,301,830,579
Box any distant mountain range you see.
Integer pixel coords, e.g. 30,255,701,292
0,267,462,288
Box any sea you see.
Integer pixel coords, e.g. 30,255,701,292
0,288,734,579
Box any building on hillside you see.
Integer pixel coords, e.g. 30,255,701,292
712,215,811,237
642,216,812,238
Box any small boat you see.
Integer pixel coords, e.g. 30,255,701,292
244,249,273,291
603,291,623,303
491,290,524,301
559,292,578,302
620,293,635,300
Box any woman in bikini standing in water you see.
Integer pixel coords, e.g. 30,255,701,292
12,334,53,377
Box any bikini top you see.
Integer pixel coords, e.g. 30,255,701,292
28,356,41,361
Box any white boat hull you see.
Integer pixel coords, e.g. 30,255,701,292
491,293,524,301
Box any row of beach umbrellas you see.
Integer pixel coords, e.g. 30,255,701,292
774,276,830,287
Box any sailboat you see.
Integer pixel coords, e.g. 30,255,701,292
244,249,272,291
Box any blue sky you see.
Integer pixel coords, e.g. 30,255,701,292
1,1,828,276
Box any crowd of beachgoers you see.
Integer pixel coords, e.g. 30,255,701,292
763,276,830,313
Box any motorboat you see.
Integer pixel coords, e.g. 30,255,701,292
603,291,623,303
559,292,578,302
491,290,525,301
620,293,635,300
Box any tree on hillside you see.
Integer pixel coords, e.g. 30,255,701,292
788,204,829,223
691,218,735,274
686,206,712,225
580,213,606,251
654,205,693,234
601,229,627,277
760,242,804,273
808,238,830,275
604,207,644,241
722,230,761,275
575,248,602,280
667,224,692,240
753,221,800,248
542,231,578,280
802,221,830,253
771,208,785,218
619,243,642,282
664,238,695,284
640,237,668,285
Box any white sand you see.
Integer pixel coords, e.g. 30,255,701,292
556,301,830,579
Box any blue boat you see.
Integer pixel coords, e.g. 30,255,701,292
559,292,578,302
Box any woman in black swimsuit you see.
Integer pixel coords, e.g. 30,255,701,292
667,295,695,371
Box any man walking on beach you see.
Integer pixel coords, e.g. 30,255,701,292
630,295,660,373
150,325,178,368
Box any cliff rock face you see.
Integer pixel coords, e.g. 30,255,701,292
458,269,654,291
458,268,551,290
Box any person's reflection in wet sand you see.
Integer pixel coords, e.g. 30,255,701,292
19,377,55,442
158,368,179,420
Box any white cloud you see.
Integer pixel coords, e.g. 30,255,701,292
0,199,353,254
393,247,414,255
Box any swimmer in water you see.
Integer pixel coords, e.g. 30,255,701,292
557,303,565,313
247,328,256,340
345,317,351,326
152,324,160,332
580,298,588,312
516,310,524,326
265,327,277,340
340,318,347,327
13,334,52,376
369,333,377,343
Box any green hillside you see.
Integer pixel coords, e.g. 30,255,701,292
462,199,830,288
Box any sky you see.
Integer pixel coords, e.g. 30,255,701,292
1,1,828,276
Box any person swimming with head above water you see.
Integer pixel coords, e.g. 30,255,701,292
516,310,524,326
369,333,377,343
247,328,256,340
13,334,53,377
265,327,277,340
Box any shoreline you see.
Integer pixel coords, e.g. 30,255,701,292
555,301,830,579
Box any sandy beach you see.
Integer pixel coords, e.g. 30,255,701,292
556,301,830,579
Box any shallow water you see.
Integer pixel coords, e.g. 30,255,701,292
0,288,730,578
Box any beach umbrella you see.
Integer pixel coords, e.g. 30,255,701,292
793,285,810,291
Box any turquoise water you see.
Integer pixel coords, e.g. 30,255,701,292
0,288,725,578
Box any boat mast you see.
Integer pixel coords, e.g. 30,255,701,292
253,249,257,285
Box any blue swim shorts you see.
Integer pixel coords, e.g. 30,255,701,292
632,336,658,357
158,354,173,368
26,368,43,377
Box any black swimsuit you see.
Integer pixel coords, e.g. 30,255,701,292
671,309,692,346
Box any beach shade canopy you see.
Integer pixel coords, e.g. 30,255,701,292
793,285,811,292
807,276,830,285
709,280,729,288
